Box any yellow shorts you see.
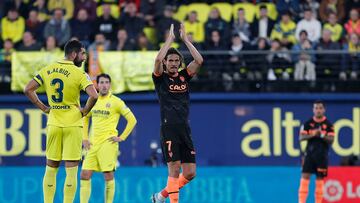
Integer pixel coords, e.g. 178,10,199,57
46,125,83,161
82,140,119,172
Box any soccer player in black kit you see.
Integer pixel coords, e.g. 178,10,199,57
298,100,335,203
151,24,203,203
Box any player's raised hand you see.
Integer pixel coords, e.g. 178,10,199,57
168,24,175,41
179,23,188,42
83,139,91,150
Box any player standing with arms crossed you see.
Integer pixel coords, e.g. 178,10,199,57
80,73,137,203
298,100,335,203
151,24,203,203
24,39,98,203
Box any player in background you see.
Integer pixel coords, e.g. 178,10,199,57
298,100,335,203
151,23,203,203
24,39,98,203
80,73,137,203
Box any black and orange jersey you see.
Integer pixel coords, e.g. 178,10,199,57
152,68,193,125
301,116,335,155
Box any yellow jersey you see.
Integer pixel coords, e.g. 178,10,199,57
33,59,93,127
84,93,131,145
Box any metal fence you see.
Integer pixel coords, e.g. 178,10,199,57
1,50,359,94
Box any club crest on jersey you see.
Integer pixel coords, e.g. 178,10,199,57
106,103,111,108
180,76,185,82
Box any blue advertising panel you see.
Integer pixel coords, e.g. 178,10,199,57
0,93,359,166
0,167,305,203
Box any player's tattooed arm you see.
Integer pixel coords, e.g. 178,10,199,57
154,24,175,75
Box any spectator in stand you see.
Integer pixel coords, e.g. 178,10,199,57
203,30,228,80
203,30,227,51
119,2,145,43
276,0,300,20
1,8,25,45
155,5,180,43
41,35,61,53
110,28,136,51
299,0,320,19
292,30,316,63
319,0,345,23
250,37,269,80
70,9,94,48
340,33,360,80
316,29,341,79
43,8,71,47
4,0,30,19
139,0,165,27
345,1,360,20
344,9,360,36
17,31,42,51
30,0,50,22
251,5,275,41
293,39,316,81
74,0,97,21
47,0,74,20
184,11,205,43
88,33,110,52
232,8,251,42
270,12,297,48
267,39,292,80
25,9,45,43
0,39,14,62
95,4,118,41
228,34,254,80
323,12,344,42
295,9,322,43
135,32,155,51
205,7,230,43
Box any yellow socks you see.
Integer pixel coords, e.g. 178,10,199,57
64,166,78,203
105,179,115,203
80,180,91,203
43,166,59,203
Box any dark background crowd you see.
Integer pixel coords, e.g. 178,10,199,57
0,0,359,93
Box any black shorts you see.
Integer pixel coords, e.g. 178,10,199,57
160,124,196,163
302,152,328,177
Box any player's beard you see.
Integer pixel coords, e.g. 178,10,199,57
73,56,83,67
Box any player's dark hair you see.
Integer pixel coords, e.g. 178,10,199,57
96,73,111,83
260,5,267,10
163,48,183,69
64,39,84,56
314,100,325,107
165,48,183,61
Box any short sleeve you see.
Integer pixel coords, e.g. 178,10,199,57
301,121,311,135
33,69,45,86
179,68,193,82
326,121,335,136
152,72,163,85
80,72,93,91
117,99,131,115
